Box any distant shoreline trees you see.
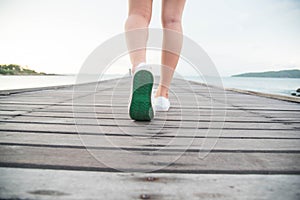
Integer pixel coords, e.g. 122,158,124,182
232,69,300,78
0,64,52,75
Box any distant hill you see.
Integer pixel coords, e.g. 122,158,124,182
232,69,300,78
0,64,54,75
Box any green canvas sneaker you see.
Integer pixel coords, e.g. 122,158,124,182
129,63,155,121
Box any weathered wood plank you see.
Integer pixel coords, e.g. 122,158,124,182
1,131,300,151
1,124,300,140
2,101,300,111
1,167,299,200
0,145,299,173
19,112,300,122
6,112,299,123
3,117,299,130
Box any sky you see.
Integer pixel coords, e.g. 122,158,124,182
0,0,299,77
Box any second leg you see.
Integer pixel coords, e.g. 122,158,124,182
156,0,186,98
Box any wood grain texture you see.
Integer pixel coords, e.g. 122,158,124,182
1,168,299,200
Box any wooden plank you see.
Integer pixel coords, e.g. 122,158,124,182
0,110,28,116
1,108,299,119
0,145,299,173
2,101,300,111
3,116,299,130
1,131,300,151
13,112,300,123
1,123,299,138
1,167,299,200
0,106,262,117
4,100,296,111
2,105,300,121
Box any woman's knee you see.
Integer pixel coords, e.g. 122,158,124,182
128,6,152,26
130,13,151,25
161,15,182,28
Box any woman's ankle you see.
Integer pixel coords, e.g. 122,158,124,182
132,62,146,74
155,85,169,98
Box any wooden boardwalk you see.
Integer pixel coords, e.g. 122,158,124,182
0,77,299,199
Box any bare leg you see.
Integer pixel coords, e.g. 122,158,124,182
125,0,153,73
156,0,186,98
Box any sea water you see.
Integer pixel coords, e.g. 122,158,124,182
186,76,300,97
0,74,121,91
